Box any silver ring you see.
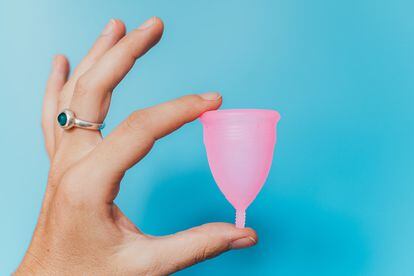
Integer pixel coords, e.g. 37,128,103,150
57,109,105,130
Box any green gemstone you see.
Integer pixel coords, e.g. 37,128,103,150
57,112,67,126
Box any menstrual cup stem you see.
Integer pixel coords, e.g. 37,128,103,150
235,209,246,228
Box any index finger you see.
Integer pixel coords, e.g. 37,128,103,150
86,93,222,202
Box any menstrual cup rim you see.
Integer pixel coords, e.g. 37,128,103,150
200,109,280,123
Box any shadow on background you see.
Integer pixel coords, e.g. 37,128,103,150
3,0,414,274
131,166,369,276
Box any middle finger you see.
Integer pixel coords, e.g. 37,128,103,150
67,17,164,127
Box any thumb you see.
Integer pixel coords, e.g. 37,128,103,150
151,223,258,274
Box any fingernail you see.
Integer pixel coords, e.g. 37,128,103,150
230,236,257,249
101,19,116,35
138,17,155,30
199,92,222,101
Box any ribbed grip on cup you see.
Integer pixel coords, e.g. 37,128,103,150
235,209,246,228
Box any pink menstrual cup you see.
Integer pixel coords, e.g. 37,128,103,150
200,109,281,228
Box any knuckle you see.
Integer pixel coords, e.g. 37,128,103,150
182,94,203,106
116,38,139,62
166,95,203,119
180,94,205,112
193,245,212,264
124,110,156,146
189,227,226,263
83,55,99,66
56,171,89,209
74,76,91,97
57,87,71,107
125,109,152,133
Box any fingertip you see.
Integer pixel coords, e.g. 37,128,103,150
243,227,258,244
227,224,257,240
230,236,257,249
228,226,258,249
137,17,164,42
149,17,164,43
194,223,258,251
197,222,255,238
199,92,222,101
198,92,223,111
153,16,164,33
53,54,68,64
224,224,258,244
112,18,127,36
52,54,70,75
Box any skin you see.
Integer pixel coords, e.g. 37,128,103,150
15,17,257,275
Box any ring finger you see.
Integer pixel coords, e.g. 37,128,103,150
55,19,126,143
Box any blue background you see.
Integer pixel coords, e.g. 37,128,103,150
1,0,413,275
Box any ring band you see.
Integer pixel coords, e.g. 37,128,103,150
57,109,105,130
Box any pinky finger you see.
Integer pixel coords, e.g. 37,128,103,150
42,55,69,158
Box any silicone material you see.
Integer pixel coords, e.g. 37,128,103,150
200,109,281,228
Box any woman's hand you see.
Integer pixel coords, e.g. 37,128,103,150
16,17,257,275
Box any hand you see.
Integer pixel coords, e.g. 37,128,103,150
16,17,257,275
